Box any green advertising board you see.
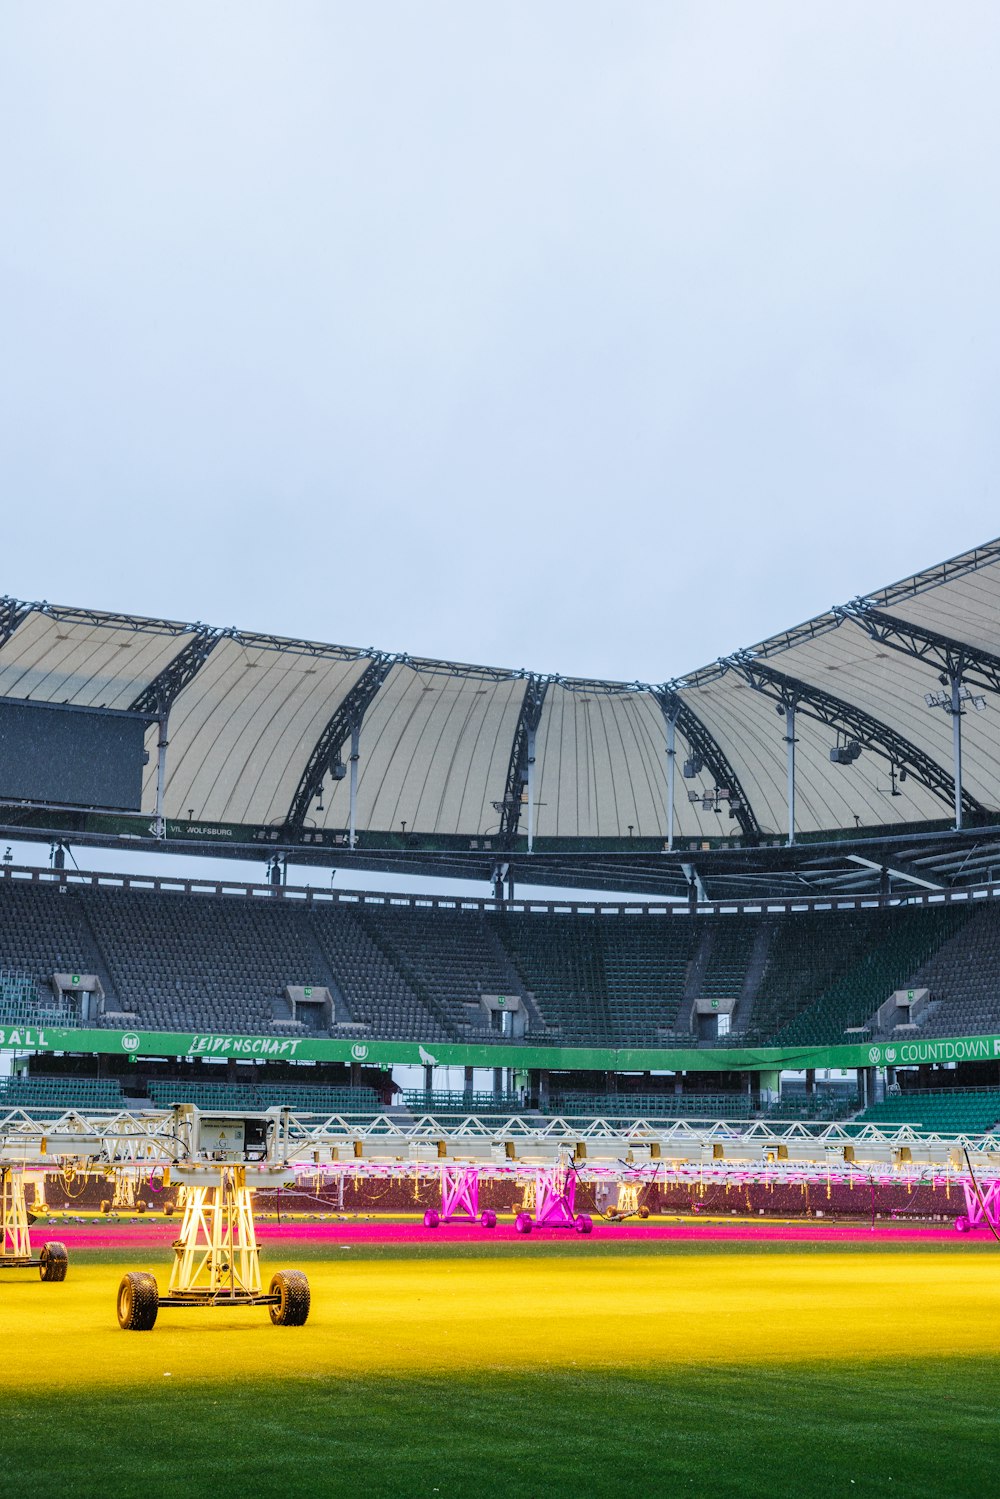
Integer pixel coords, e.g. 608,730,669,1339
1,1023,998,1074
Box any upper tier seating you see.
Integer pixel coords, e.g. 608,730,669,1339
901,904,1000,1037
492,912,699,1044
746,907,969,1046
0,873,995,1048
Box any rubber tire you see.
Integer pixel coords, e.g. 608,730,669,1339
639,1207,650,1220
39,1242,68,1282
423,1209,440,1228
269,1269,310,1326
576,1216,593,1235
117,1271,159,1330
480,1210,497,1229
955,1216,971,1234
515,1213,532,1235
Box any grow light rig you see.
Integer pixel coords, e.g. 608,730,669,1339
116,1104,310,1332
0,1162,67,1281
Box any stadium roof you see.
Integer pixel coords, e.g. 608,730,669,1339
3,538,1000,868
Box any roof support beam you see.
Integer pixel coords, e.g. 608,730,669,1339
729,656,985,821
285,656,395,831
498,677,550,851
653,689,763,843
845,854,945,892
835,605,1000,832
128,627,223,838
128,628,223,718
839,604,1000,695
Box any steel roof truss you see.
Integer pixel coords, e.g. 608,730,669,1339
731,657,984,818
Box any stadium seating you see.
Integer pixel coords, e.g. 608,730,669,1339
547,1090,753,1119
763,1093,859,1122
145,1078,383,1113
0,874,996,1050
492,912,699,1043
0,1074,124,1110
901,904,1000,1037
748,907,968,1046
856,1088,1000,1134
0,967,81,1029
401,1090,524,1115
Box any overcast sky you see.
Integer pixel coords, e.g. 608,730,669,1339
3,3,999,690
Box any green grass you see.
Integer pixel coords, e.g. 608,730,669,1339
4,1359,1000,1498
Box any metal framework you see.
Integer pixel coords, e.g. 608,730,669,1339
128,627,223,717
498,675,550,850
859,537,1000,610
514,1161,593,1234
654,688,762,842
728,656,984,819
6,1104,1000,1174
423,1163,497,1227
0,598,31,650
0,1162,67,1278
285,655,395,830
841,604,1000,696
129,627,226,838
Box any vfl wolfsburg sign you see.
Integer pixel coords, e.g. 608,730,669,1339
866,1036,1000,1067
3,1024,1000,1075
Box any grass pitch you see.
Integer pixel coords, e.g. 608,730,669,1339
3,1237,1000,1497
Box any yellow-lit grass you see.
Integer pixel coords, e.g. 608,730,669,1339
1,1250,997,1391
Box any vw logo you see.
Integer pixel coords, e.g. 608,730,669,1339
868,1046,881,1065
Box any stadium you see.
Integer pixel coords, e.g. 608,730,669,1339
4,539,1000,1495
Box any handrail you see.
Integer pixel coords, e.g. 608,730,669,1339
4,860,1000,921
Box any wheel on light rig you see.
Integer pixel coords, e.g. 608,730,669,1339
38,1242,68,1282
423,1209,440,1228
269,1269,311,1326
117,1271,159,1331
515,1213,532,1235
955,1215,971,1234
638,1206,650,1220
480,1210,497,1229
575,1216,593,1235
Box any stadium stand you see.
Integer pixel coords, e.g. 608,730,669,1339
899,904,1000,1038
0,873,997,1051
492,911,699,1043
144,1078,383,1114
357,904,527,1038
547,1090,753,1119
0,967,81,1029
0,1074,124,1110
763,1092,859,1122
856,1088,1000,1134
737,907,972,1045
401,1090,524,1115
310,905,448,1039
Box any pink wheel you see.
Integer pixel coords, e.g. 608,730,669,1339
480,1210,497,1228
423,1210,440,1228
955,1215,971,1234
515,1212,532,1235
575,1215,593,1235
